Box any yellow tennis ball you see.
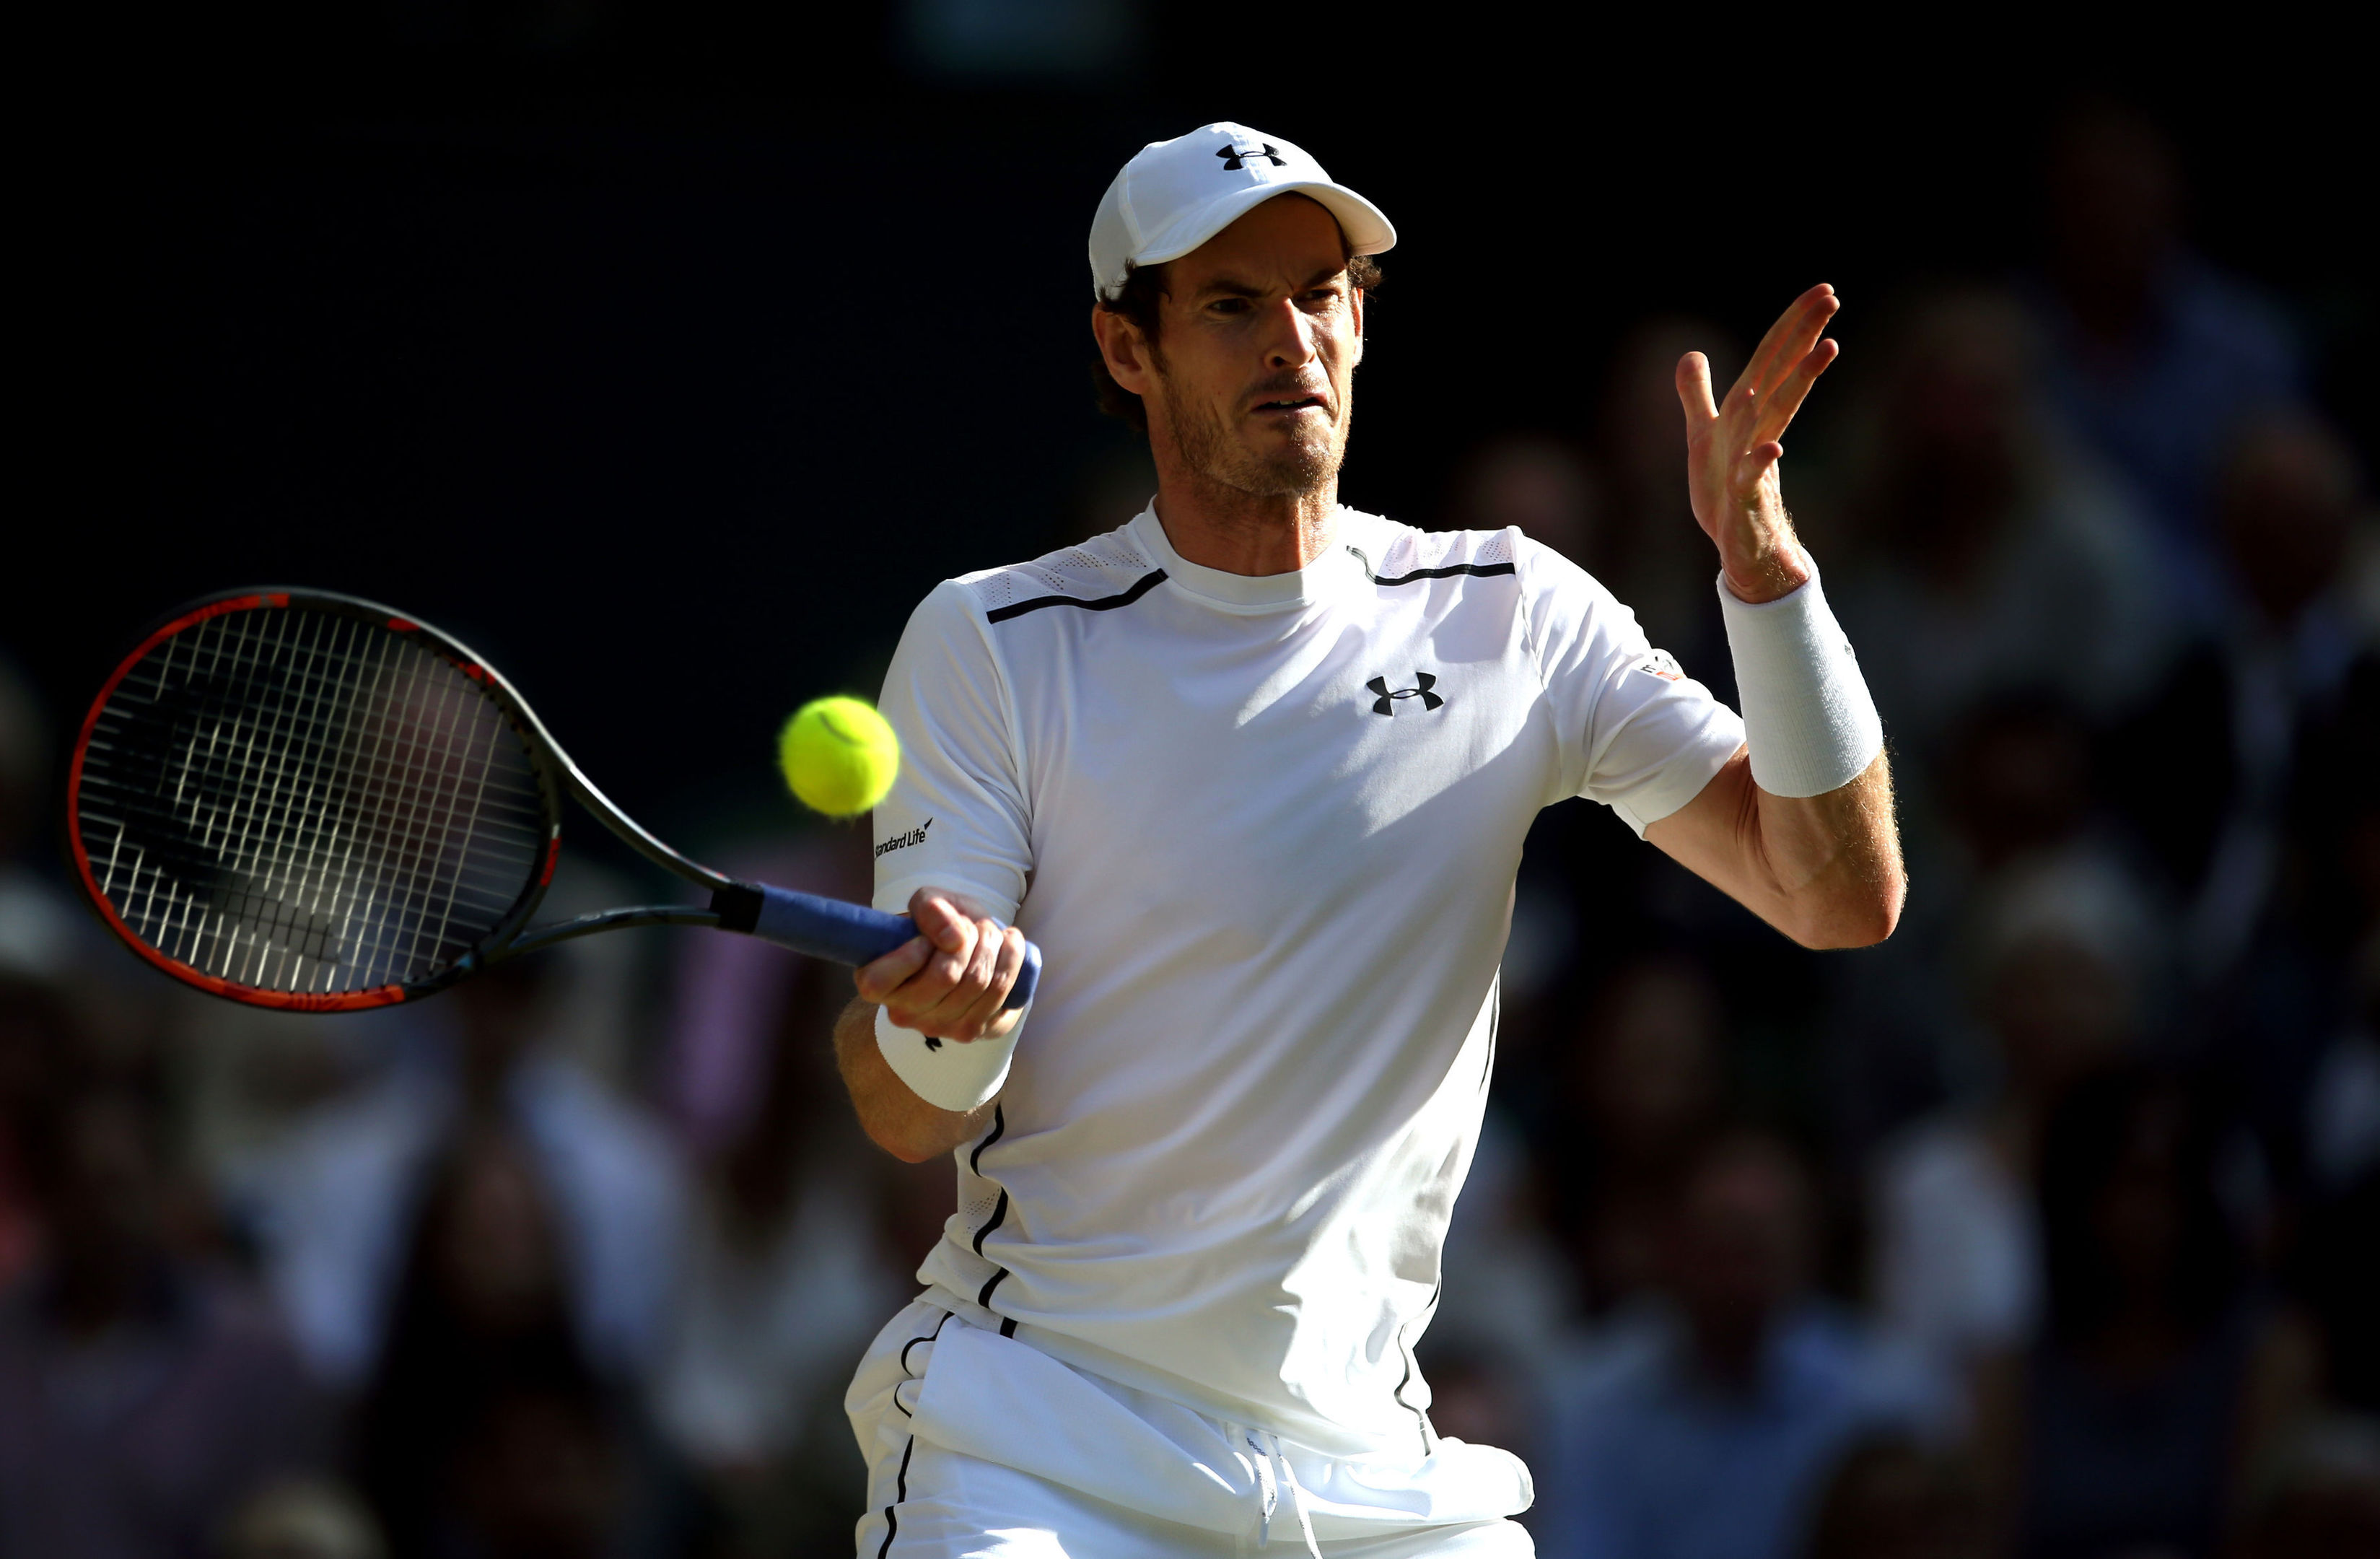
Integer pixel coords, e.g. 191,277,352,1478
778,696,901,818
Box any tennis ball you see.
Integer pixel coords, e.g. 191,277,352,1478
778,696,901,818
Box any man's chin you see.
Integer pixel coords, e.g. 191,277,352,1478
1155,385,1344,500
1225,436,1340,498
1225,464,1336,500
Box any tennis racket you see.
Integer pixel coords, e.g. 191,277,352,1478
64,588,1040,1013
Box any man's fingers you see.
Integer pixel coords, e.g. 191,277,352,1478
992,925,1025,1005
909,920,995,1035
950,918,1005,1031
1751,339,1839,445
1751,289,1835,396
1732,440,1786,490
1739,284,1839,398
1675,351,1720,428
883,888,1023,1039
921,916,984,1003
908,889,973,953
1785,291,1842,376
947,926,1025,1041
901,917,1018,1037
1733,288,1814,398
881,897,979,1018
854,935,933,1004
979,928,1028,1040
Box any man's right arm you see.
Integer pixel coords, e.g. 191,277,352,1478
834,996,991,1163
834,886,1025,1163
848,576,1034,1162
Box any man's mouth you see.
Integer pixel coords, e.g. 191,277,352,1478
1251,393,1327,416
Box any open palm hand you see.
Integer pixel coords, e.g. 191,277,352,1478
1676,284,1840,603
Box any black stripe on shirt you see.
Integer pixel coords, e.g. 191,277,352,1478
970,1106,1006,1174
898,1310,952,1386
1391,1284,1440,1456
878,1436,917,1558
973,1190,1010,1256
985,569,1168,623
969,1111,1009,1257
966,1109,1018,1329
1370,559,1518,588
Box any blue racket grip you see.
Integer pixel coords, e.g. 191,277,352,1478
738,882,1040,1010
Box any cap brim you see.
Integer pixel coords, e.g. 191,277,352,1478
1134,179,1396,273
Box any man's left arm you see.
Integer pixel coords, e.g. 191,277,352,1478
1643,283,1904,950
1645,746,1901,948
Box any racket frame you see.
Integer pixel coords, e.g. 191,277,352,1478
67,588,746,1009
68,587,1036,1014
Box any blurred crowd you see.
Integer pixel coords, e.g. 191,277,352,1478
4,101,2376,1559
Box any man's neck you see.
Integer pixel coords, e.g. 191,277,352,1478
1151,472,1338,577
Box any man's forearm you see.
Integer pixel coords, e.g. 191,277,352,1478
834,996,992,1163
1751,750,1903,948
1651,748,1902,950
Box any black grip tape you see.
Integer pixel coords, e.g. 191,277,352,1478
709,881,764,934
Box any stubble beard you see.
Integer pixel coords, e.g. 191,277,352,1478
1152,365,1349,501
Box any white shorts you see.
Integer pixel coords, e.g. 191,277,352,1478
846,1296,1534,1559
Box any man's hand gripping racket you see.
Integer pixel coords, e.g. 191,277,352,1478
64,589,1041,1015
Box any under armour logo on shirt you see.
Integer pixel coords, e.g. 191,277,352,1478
1368,674,1443,715
1217,142,1285,171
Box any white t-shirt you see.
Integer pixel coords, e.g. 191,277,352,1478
871,506,1743,1455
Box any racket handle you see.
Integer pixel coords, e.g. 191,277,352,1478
735,883,1040,1010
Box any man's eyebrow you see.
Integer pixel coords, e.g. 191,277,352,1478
1189,263,1351,301
1192,278,1267,300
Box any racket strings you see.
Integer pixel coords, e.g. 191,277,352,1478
118,612,533,989
77,605,548,995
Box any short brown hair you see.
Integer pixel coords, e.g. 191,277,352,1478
1090,250,1382,432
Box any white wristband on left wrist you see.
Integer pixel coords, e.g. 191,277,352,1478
876,1003,1021,1114
1717,559,1884,798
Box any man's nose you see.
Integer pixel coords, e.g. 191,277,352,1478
1259,297,1318,368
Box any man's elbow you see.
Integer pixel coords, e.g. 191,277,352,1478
1789,878,1904,950
856,1088,982,1162
862,1112,955,1164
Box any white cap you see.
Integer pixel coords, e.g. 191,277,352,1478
1089,122,1395,300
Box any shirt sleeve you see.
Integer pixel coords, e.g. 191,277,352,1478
870,579,1032,922
1521,536,1746,836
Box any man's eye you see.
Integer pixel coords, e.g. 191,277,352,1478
1209,298,1250,316
1301,288,1342,307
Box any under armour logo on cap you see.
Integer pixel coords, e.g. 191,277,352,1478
1368,674,1443,715
1088,121,1396,300
1217,141,1285,171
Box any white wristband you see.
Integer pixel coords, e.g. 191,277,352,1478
877,1003,1021,1114
1716,560,1884,798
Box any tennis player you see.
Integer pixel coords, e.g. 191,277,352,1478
832,122,1903,1558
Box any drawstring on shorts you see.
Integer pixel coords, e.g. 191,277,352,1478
1238,1426,1319,1558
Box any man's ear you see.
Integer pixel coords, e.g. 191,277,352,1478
1349,285,1365,367
1091,305,1154,397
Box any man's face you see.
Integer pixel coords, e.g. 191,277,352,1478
1108,194,1364,500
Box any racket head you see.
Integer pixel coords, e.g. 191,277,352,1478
66,589,565,1010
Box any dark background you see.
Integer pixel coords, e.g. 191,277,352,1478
8,9,2380,1559
21,11,2368,850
